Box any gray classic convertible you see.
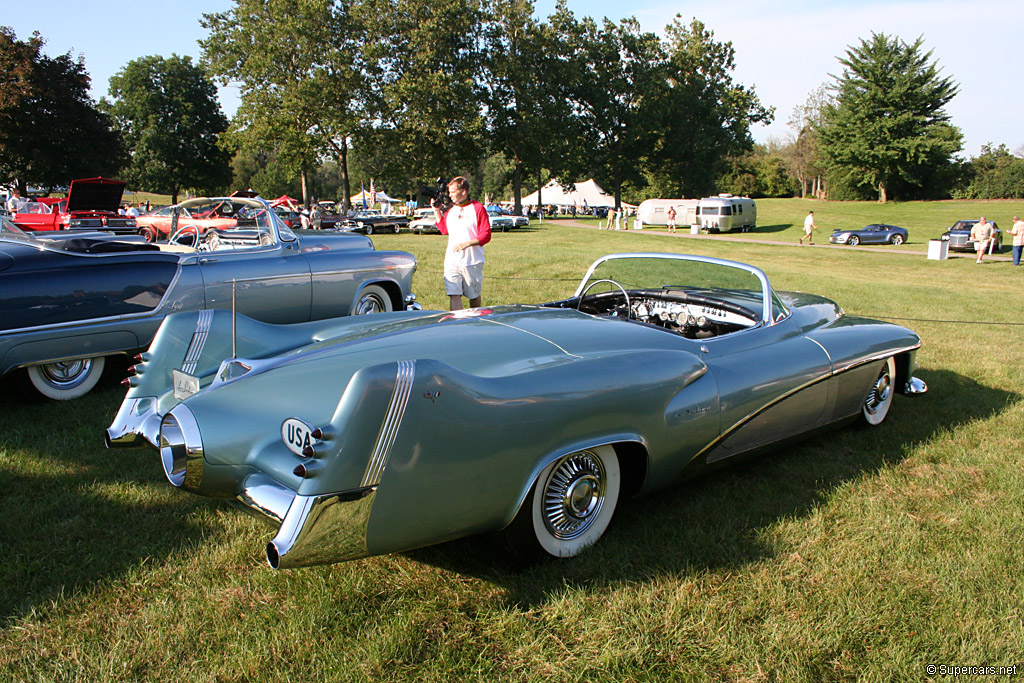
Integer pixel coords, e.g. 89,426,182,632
108,253,927,568
0,199,417,399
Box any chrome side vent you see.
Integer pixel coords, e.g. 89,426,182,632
361,360,415,488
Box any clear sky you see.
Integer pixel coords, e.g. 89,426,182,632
3,0,1017,158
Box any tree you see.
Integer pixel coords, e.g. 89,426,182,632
357,0,487,197
646,18,773,200
955,144,1024,199
783,85,829,198
0,27,125,192
201,0,367,207
818,33,961,203
482,0,577,213
103,55,231,203
549,10,665,209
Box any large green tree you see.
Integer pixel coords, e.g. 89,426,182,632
356,0,487,197
201,0,367,207
0,27,125,192
103,55,231,203
482,0,576,213
646,18,772,199
549,10,664,209
818,33,961,203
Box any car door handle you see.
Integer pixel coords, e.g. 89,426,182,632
198,257,219,264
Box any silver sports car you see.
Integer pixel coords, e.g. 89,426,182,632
109,252,927,568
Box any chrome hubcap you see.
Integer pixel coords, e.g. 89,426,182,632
37,359,93,389
355,295,385,315
542,451,606,540
865,368,891,415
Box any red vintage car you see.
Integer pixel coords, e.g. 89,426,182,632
135,198,245,242
11,177,138,235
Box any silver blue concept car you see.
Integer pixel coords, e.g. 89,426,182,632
108,253,927,568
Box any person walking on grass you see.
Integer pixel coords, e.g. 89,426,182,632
1010,215,1024,266
799,211,816,245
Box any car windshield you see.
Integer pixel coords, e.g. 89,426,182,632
575,253,779,324
0,216,32,241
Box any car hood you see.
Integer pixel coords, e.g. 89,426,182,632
66,177,126,213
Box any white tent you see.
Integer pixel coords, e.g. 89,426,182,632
350,189,401,205
519,178,633,209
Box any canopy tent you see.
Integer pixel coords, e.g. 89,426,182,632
269,195,300,210
350,189,401,205
518,178,634,209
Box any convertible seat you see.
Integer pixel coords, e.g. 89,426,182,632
64,237,160,254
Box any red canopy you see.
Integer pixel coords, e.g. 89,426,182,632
269,195,299,210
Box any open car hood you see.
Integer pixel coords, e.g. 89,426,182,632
66,177,126,213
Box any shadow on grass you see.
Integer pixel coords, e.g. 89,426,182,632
750,223,793,235
408,368,1016,608
0,376,222,625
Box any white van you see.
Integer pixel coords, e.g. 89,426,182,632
636,199,699,228
696,194,757,233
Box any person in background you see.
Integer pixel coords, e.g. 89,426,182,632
432,176,491,311
799,211,816,245
971,217,994,264
666,205,677,233
1010,215,1024,267
6,189,27,214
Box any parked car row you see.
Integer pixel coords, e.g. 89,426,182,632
1,199,418,401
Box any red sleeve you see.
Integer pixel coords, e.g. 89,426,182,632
473,202,491,246
437,208,449,235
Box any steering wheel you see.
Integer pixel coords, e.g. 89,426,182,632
577,279,631,319
169,224,200,248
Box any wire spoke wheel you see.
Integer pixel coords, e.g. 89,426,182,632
529,445,620,557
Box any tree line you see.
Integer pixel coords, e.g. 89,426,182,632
3,12,1023,208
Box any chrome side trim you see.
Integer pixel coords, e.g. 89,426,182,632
361,360,416,488
180,309,214,375
693,348,919,465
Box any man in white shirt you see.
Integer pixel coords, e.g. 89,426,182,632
799,211,816,245
433,176,491,310
6,188,28,214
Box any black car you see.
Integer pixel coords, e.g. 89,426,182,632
338,210,410,235
941,220,1002,252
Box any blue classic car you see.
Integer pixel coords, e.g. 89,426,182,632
109,253,927,568
829,224,908,246
0,198,418,400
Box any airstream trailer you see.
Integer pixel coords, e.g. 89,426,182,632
636,199,699,228
696,194,756,233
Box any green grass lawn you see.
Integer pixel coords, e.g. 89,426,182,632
2,213,1023,681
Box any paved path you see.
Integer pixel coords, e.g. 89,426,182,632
550,220,1013,262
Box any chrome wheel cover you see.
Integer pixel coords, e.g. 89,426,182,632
865,365,892,417
354,292,386,315
36,359,95,390
541,450,607,541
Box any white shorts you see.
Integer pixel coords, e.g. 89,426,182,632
444,262,484,299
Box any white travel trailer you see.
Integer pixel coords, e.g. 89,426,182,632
636,199,699,228
696,194,757,233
